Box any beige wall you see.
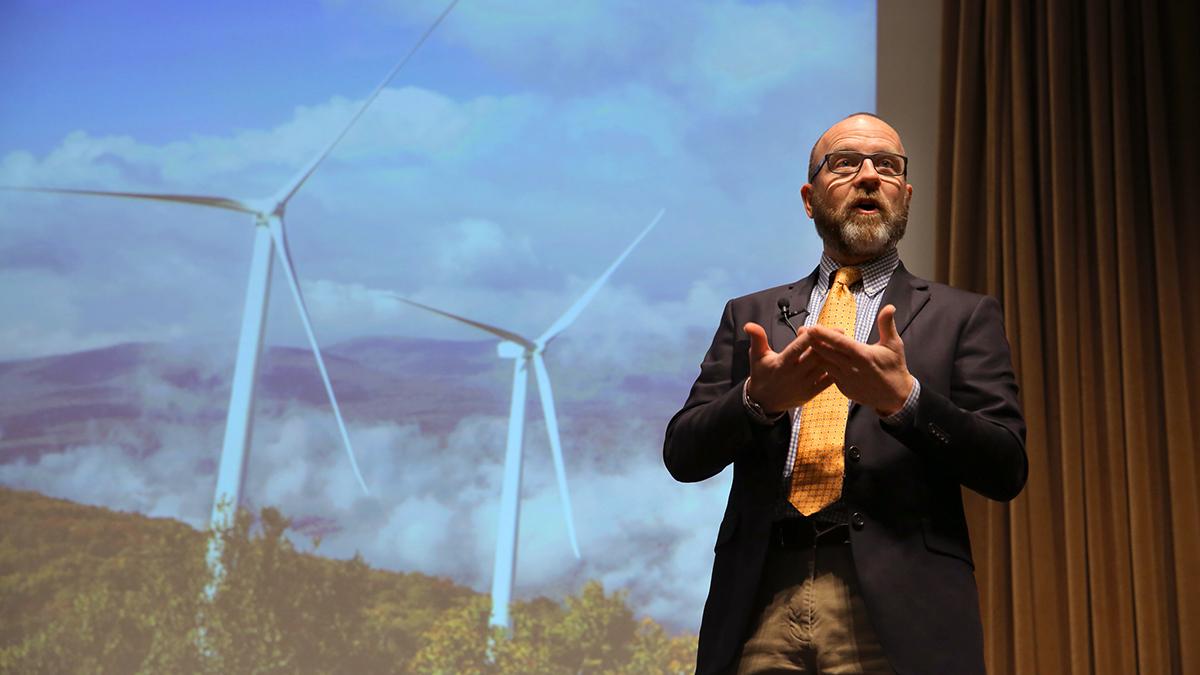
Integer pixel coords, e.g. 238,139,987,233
877,0,943,280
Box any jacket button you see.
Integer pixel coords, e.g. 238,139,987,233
851,512,865,530
847,446,861,462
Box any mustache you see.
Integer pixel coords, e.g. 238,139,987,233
838,189,891,217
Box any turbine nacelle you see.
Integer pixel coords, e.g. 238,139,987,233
497,341,529,359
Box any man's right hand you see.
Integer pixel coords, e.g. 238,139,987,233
743,322,834,414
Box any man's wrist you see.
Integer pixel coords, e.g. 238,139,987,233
743,379,786,425
879,376,920,426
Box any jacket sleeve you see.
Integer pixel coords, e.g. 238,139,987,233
663,299,784,482
886,294,1028,501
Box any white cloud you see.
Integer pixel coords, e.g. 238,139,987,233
670,1,854,110
538,271,734,378
380,0,644,70
0,268,193,359
0,441,215,528
0,86,544,195
294,264,736,388
430,217,537,280
370,0,869,113
301,279,405,329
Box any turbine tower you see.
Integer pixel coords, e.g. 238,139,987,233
394,208,664,630
2,2,460,583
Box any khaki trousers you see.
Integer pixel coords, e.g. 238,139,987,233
731,542,893,674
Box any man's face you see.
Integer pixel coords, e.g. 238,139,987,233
802,115,913,263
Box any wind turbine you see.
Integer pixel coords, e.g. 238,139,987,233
1,1,460,582
392,208,664,630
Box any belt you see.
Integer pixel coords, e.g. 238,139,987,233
769,518,851,550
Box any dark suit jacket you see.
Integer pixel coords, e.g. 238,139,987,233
663,263,1027,675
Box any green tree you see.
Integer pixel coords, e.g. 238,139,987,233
0,530,207,675
622,618,697,675
200,506,374,675
408,581,694,675
550,581,638,673
408,595,494,675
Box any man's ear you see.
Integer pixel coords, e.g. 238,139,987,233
800,183,815,218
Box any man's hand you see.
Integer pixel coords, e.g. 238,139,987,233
744,323,834,414
807,304,913,416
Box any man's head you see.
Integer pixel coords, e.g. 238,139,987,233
801,113,913,264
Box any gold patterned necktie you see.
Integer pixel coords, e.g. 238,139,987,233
788,266,861,515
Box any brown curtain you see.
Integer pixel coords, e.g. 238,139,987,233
935,0,1200,673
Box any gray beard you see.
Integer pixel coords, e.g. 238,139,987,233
811,188,909,260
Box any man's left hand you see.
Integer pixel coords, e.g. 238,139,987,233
807,304,913,416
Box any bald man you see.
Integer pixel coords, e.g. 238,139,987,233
664,113,1027,675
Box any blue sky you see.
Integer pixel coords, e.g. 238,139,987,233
0,0,875,631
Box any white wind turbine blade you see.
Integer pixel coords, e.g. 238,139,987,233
389,294,536,350
0,185,256,214
272,0,461,207
266,217,369,495
530,353,580,558
536,208,665,345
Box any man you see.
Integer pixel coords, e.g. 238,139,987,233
663,113,1027,674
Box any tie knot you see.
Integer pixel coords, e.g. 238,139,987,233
833,266,861,288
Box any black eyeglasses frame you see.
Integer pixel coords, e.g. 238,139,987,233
809,151,909,183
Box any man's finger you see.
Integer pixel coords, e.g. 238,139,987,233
806,324,856,349
744,322,773,360
795,349,833,381
812,372,835,395
817,349,854,379
808,326,866,359
777,327,813,360
794,344,822,367
809,339,860,370
877,304,900,345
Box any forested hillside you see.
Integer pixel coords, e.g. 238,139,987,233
0,488,695,674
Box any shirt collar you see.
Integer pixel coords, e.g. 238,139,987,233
816,248,900,298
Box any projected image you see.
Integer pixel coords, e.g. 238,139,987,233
0,0,875,671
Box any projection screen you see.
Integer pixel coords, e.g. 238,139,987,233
0,1,878,670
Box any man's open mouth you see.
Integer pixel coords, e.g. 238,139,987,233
852,197,880,213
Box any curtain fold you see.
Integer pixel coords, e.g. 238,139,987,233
935,1,1199,672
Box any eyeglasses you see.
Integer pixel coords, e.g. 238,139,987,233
810,151,908,182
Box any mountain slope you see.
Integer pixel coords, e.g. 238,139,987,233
0,487,695,674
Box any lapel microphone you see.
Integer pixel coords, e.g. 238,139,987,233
777,298,801,334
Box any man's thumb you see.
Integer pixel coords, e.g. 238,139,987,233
877,305,900,344
744,322,772,359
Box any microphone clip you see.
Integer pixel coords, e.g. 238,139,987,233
777,298,801,334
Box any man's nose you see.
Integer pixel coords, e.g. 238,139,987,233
852,158,883,187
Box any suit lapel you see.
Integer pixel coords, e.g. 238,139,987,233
866,262,930,343
771,268,818,351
